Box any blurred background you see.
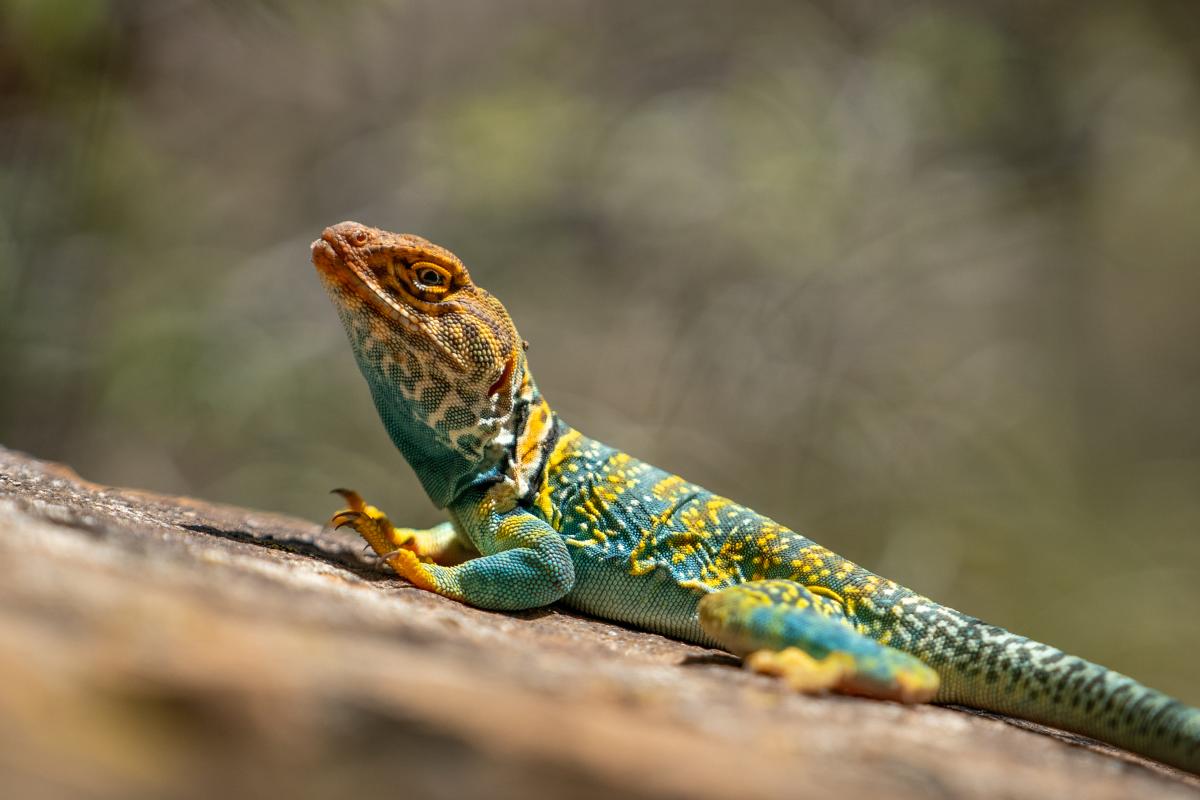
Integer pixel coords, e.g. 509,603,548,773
1,0,1198,710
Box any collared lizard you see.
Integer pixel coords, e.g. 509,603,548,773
311,220,1199,774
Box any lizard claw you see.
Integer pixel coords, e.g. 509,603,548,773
360,542,405,564
331,488,367,509
330,509,363,529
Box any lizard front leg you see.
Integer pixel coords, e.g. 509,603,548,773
332,487,575,611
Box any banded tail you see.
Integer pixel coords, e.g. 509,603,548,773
897,601,1200,773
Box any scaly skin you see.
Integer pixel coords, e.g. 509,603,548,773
311,220,1200,773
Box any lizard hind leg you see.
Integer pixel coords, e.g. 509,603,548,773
698,580,939,704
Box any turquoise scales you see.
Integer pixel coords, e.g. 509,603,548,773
311,221,1200,774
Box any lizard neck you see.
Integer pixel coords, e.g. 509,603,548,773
360,362,494,509
330,295,505,508
357,337,559,510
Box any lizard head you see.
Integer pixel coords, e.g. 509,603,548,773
312,221,528,506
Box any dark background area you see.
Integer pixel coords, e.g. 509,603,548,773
1,0,1198,704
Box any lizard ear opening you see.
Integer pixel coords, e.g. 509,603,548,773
488,354,517,398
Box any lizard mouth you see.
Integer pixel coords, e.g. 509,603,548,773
311,230,468,371
310,236,339,267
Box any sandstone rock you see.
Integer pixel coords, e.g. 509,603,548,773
0,446,1195,799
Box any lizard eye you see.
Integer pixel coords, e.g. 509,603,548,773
412,262,451,293
417,267,444,286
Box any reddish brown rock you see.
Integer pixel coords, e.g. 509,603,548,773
0,446,1196,800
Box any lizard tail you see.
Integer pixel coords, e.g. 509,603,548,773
901,603,1200,773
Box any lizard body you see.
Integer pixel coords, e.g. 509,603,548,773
312,221,1200,773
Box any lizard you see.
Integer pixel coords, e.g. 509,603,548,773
310,220,1200,774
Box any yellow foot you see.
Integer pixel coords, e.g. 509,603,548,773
328,488,421,561
328,488,440,591
745,648,857,693
744,647,939,703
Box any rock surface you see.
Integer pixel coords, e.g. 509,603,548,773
0,445,1196,800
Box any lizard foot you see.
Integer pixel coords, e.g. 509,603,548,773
328,488,441,590
329,488,422,561
746,647,938,703
746,648,856,693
